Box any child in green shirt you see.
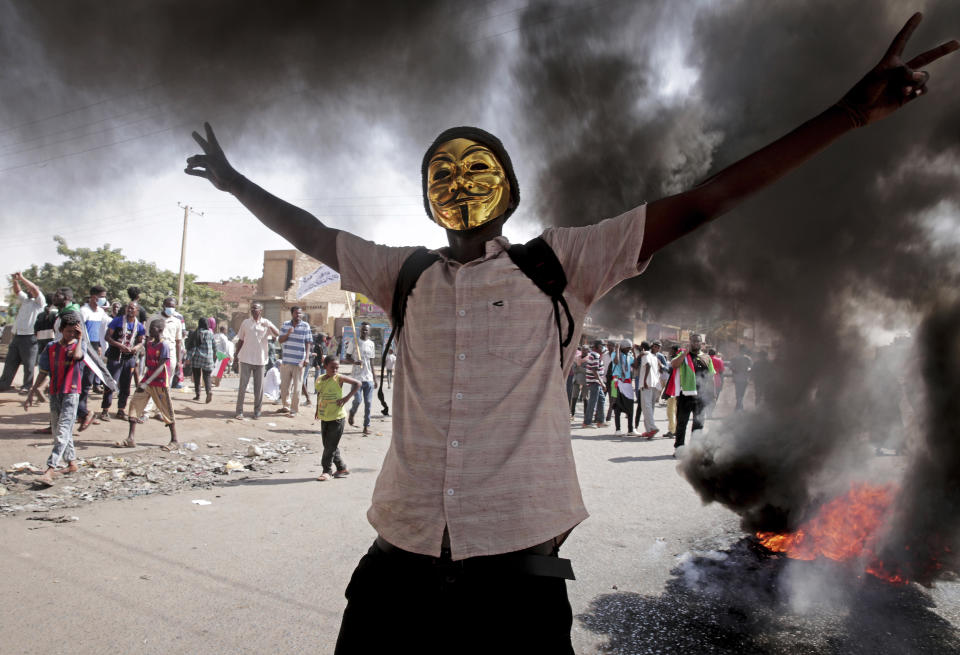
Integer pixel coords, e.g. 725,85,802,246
315,355,359,481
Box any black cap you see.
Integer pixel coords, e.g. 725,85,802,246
421,126,520,226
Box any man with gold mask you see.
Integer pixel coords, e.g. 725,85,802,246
186,15,955,653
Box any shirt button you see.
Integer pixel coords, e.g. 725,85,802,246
447,488,455,496
451,440,459,448
456,393,463,400
458,353,466,361
458,309,466,317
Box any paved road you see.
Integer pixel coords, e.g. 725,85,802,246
1,372,957,653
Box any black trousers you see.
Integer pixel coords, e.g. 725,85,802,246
192,367,212,396
734,379,748,410
674,394,704,448
335,541,575,655
101,357,135,411
0,334,38,390
614,394,634,433
320,418,346,473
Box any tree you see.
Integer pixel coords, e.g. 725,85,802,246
226,274,261,285
9,237,226,323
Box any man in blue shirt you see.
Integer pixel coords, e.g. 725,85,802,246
277,305,313,417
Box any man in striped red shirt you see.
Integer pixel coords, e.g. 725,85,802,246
24,311,86,486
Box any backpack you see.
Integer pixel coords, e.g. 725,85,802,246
376,236,574,415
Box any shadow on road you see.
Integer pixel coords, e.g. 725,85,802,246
577,538,960,654
225,476,318,486
609,454,675,463
570,433,662,443
266,428,318,435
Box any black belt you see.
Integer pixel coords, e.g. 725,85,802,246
374,536,576,580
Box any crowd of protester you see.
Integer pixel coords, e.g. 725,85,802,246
2,272,367,485
567,333,768,456
2,268,901,476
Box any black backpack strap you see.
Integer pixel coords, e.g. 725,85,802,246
377,248,441,416
506,237,574,368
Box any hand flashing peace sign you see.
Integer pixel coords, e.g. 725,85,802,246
837,12,958,127
184,122,242,192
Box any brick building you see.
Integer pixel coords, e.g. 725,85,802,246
254,249,351,337
196,280,258,334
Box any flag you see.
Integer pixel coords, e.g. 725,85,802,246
78,320,117,392
297,264,340,299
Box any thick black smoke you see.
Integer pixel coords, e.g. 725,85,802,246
0,0,505,209
877,297,960,584
512,0,960,579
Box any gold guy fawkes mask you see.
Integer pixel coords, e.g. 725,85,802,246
426,138,512,231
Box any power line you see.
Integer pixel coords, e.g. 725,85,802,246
0,100,188,159
0,205,174,242
0,93,183,153
0,215,174,251
0,84,301,175
0,82,167,136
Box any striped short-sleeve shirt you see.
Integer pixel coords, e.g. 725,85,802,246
280,320,313,365
39,340,86,394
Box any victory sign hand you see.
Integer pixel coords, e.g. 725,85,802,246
838,13,958,127
185,122,242,191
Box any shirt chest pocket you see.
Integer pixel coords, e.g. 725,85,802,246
485,291,555,367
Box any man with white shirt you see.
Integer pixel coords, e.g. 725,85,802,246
234,302,279,419
0,272,45,394
346,321,376,435
77,285,108,431
149,297,185,385
637,341,661,438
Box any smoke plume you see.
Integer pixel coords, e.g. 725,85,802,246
0,0,507,214
512,0,960,580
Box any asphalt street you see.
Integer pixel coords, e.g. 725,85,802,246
1,372,957,654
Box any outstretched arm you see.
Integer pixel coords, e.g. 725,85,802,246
640,13,957,261
16,273,41,299
185,124,341,271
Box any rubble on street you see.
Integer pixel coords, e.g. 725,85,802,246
0,437,315,516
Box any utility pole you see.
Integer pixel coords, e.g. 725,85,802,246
176,203,204,307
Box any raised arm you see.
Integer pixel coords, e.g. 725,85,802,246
640,13,957,261
184,123,341,271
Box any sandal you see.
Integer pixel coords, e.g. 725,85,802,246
113,440,135,448
78,413,99,432
317,473,332,481
33,473,55,487
160,442,180,452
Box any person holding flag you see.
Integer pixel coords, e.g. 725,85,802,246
667,334,715,453
23,311,86,486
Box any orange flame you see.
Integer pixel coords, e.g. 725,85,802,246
756,483,906,583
